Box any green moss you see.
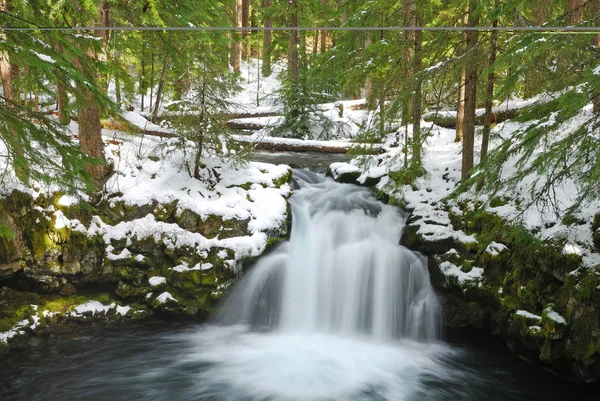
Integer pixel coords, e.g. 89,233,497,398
273,168,293,188
461,260,473,273
29,230,55,259
0,304,31,331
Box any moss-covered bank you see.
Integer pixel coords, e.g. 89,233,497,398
401,203,600,383
0,169,292,349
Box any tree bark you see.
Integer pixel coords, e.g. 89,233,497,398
149,53,154,112
461,0,479,183
76,1,108,182
152,56,168,123
241,0,250,59
364,34,374,105
57,81,70,125
262,0,272,77
480,19,497,165
140,57,145,112
231,0,242,73
403,0,415,103
567,0,585,24
290,0,299,82
592,0,600,47
412,1,423,168
0,0,13,101
524,0,549,97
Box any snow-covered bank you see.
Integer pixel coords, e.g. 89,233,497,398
327,97,600,382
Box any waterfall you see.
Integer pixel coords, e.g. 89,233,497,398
216,169,439,342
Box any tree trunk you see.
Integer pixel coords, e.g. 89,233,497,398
591,0,600,111
115,70,121,105
403,0,415,128
290,0,299,82
149,53,154,112
567,0,585,24
320,31,327,54
241,0,250,59
412,2,423,168
262,0,272,77
140,58,145,112
480,19,497,165
364,34,374,105
231,0,242,73
97,2,110,92
524,0,549,97
592,0,600,47
0,0,13,101
57,81,70,125
76,1,108,183
152,56,168,123
461,0,479,183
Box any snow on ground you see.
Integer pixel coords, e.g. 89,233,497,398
439,261,484,285
330,97,600,270
227,59,285,114
1,300,140,344
81,126,291,267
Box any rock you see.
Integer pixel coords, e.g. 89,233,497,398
541,306,568,340
59,283,77,296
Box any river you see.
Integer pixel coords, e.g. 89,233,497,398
0,168,597,401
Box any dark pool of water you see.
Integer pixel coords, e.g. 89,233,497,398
0,323,597,401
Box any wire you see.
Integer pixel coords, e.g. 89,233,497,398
1,26,600,32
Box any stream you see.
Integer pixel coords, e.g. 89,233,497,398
0,167,598,401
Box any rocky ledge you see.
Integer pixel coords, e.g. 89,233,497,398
401,206,600,383
0,166,292,350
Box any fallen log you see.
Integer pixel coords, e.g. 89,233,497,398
226,120,266,131
423,109,519,128
248,141,350,154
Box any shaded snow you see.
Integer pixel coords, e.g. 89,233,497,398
439,261,483,285
156,292,177,304
149,276,167,287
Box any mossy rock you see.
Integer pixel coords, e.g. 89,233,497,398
401,223,462,255
273,168,293,188
115,280,151,300
221,217,250,239
327,168,361,184
154,200,178,222
565,302,600,368
540,338,567,362
541,306,568,340
100,201,154,225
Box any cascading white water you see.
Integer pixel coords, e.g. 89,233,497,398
216,169,439,342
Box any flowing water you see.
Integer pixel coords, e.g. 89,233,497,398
0,170,597,400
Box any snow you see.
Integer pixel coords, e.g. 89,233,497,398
172,262,213,273
57,195,78,206
121,110,171,133
593,65,600,76
105,246,132,261
53,210,71,230
116,305,131,316
485,241,508,256
515,310,542,322
439,261,484,285
156,292,177,304
544,307,566,325
73,301,116,316
1,300,136,343
31,50,56,64
149,276,167,286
